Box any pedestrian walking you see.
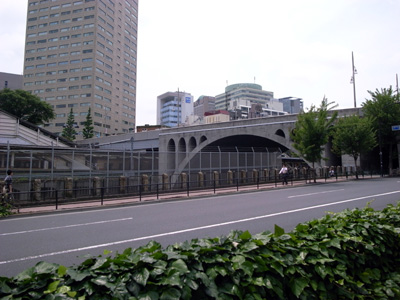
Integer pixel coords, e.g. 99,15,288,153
279,164,289,185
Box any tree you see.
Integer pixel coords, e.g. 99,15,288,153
82,108,94,139
61,108,77,141
362,87,400,174
332,115,377,179
0,88,55,125
290,98,338,181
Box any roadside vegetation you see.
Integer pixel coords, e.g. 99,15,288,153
1,203,400,299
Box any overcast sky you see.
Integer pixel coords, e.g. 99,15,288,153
0,0,399,125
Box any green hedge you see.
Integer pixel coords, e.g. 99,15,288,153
1,203,400,299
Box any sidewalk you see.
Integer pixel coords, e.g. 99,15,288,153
13,176,369,215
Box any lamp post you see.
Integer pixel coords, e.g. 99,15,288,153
350,51,357,108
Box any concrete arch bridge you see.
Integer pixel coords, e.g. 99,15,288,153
158,107,361,181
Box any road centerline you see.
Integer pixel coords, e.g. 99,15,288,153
288,189,345,198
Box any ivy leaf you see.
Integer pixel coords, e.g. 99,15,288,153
289,276,309,298
171,259,189,274
160,287,181,300
133,268,150,286
274,224,285,237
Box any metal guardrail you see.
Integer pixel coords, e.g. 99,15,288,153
3,169,378,211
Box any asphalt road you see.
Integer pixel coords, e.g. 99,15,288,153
1,177,400,278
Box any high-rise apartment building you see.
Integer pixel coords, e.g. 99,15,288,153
22,0,138,138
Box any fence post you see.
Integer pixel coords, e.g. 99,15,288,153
65,178,73,198
187,180,190,197
139,184,142,202
55,190,58,210
156,181,159,200
101,186,104,205
119,176,127,194
213,178,216,194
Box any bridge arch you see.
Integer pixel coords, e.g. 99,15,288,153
173,131,294,178
188,136,196,151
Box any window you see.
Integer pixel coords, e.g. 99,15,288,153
70,51,80,55
82,66,92,71
69,85,79,90
57,87,67,91
70,67,80,72
48,37,58,42
49,21,59,25
82,58,93,62
70,59,80,64
36,64,45,68
60,27,70,32
61,11,71,16
56,104,66,108
58,69,68,73
47,62,57,67
69,76,79,81
59,61,68,65
59,52,68,57
46,79,56,83
46,71,56,75
56,113,66,118
27,33,37,38
57,78,67,82
81,84,91,88
48,45,57,50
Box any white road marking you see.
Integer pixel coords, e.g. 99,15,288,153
0,218,133,236
1,190,398,266
288,189,345,198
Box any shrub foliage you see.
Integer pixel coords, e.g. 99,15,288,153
1,203,400,299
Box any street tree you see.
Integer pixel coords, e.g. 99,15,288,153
332,115,377,179
61,108,77,141
82,108,94,139
0,88,55,125
290,97,338,181
362,87,400,173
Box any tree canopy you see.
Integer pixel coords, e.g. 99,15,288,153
0,88,55,125
82,108,94,139
362,87,400,172
332,115,377,178
61,108,77,141
290,97,338,169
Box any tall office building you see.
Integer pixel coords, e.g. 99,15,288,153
23,0,138,138
157,91,194,127
215,83,275,111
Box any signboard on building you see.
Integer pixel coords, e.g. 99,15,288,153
392,125,400,131
185,96,191,103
